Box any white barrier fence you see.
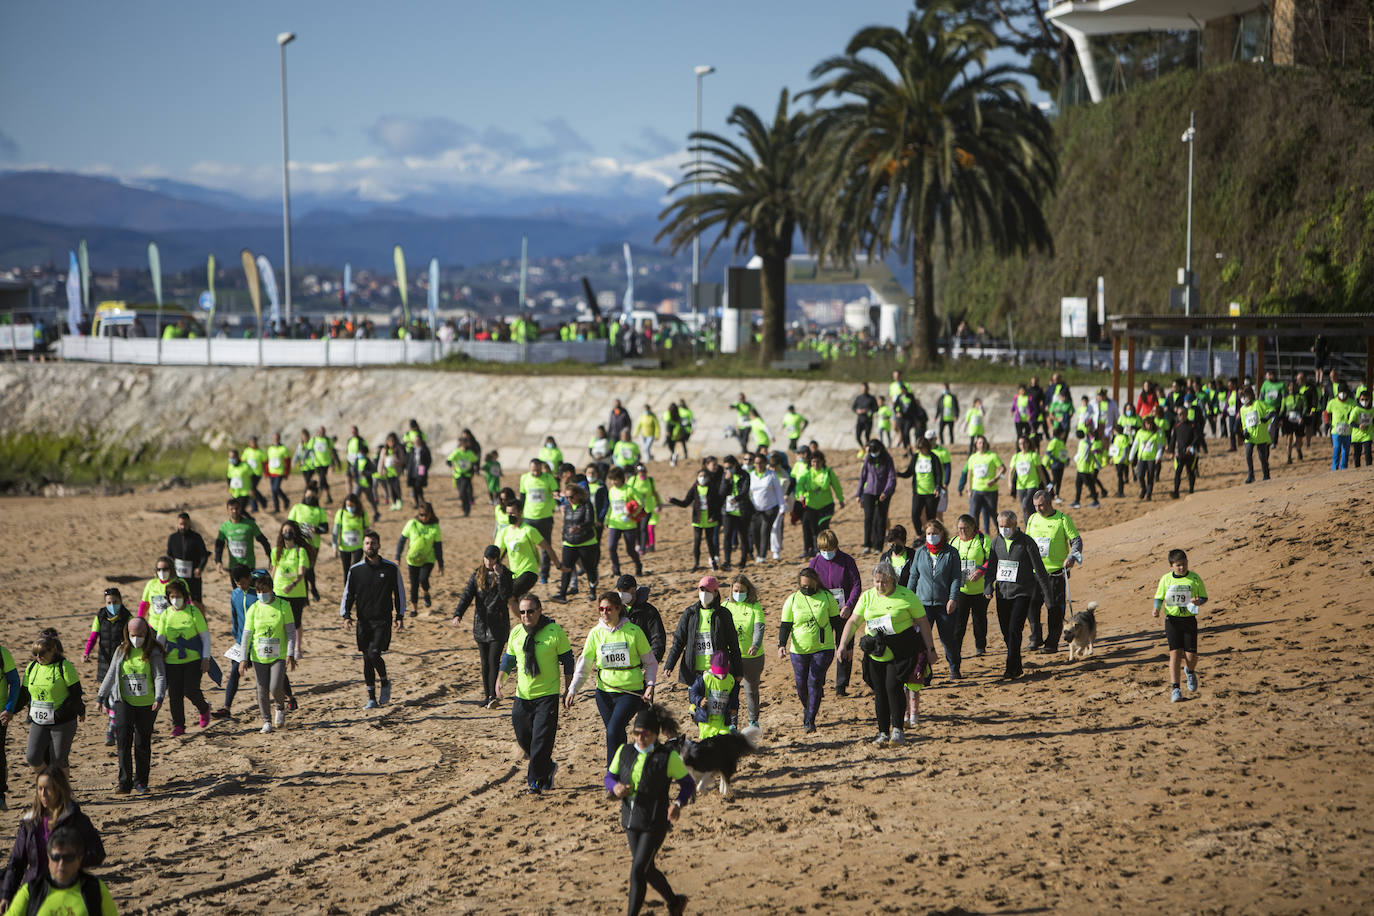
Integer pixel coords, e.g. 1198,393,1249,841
0,325,36,350
55,336,609,367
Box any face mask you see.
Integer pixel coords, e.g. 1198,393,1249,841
820,550,836,561
1241,398,1252,406
1361,400,1371,408
618,591,634,605
799,585,817,597
507,515,520,527
170,597,185,609
1338,392,1348,400
256,591,272,603
731,591,747,603
283,531,294,541
698,591,714,606
346,506,356,515
156,569,170,582
926,534,941,546
867,448,879,458
131,636,145,648
999,526,1015,539
638,741,656,753
105,603,119,616
698,476,708,485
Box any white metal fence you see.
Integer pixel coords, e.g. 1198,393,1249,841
54,336,609,367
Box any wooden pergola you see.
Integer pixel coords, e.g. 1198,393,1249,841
1105,313,1374,404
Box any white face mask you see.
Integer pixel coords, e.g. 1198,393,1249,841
1338,392,1348,400
346,506,356,515
926,534,941,546
256,591,272,603
130,636,145,648
170,597,185,609
999,526,1015,539
731,591,747,603
156,569,170,582
698,476,708,485
618,591,635,605
819,550,836,561
698,590,714,607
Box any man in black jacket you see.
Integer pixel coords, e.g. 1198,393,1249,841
662,575,743,687
616,574,666,662
1169,404,1205,498
851,383,879,452
166,513,209,604
340,531,406,709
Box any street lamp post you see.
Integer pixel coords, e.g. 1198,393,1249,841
1181,111,1196,376
692,64,714,349
278,31,296,329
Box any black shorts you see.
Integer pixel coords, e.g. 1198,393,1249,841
1164,614,1198,652
510,571,539,598
286,595,308,627
356,617,393,655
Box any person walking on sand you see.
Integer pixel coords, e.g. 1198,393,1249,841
342,530,406,709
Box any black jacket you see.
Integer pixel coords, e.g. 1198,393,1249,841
91,606,133,683
0,803,104,902
669,478,725,525
341,556,406,622
662,601,743,685
166,530,209,573
985,531,1053,602
625,587,666,662
454,566,512,644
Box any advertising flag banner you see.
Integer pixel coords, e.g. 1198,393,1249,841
394,245,409,326
428,257,439,332
65,251,82,335
78,238,90,308
241,249,262,329
258,255,281,327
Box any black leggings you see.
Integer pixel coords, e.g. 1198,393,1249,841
691,525,720,566
165,661,208,728
559,543,600,595
958,591,991,653
339,549,361,579
969,490,997,535
867,656,907,735
855,417,873,451
626,826,675,916
1115,462,1130,496
801,506,832,556
721,514,749,565
477,638,504,701
911,493,937,533
408,562,435,601
750,507,779,559
1074,472,1101,503
454,475,475,516
1172,457,1198,495
860,495,887,550
526,517,555,579
384,477,402,502
606,527,642,576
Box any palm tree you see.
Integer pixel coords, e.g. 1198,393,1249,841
805,1,1058,367
657,89,819,365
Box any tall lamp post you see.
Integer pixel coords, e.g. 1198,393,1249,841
278,31,296,329
1181,111,1196,376
691,64,715,345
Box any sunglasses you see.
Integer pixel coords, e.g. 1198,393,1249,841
632,728,655,737
519,608,540,615
48,852,80,864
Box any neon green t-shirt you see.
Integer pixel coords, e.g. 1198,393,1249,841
581,621,652,694
1010,451,1042,490
288,503,329,549
226,460,253,498
334,507,368,550
780,590,839,655
519,472,558,520
954,534,990,596
965,452,1003,493
505,621,572,699
218,518,265,569
245,596,293,663
852,585,923,663
499,523,544,578
401,519,443,566
608,744,688,791
1024,511,1080,573
271,545,311,599
724,599,766,659
606,484,637,531
5,876,117,915
156,604,209,663
1154,571,1208,617
117,647,157,706
22,659,80,726
696,670,736,738
448,447,478,478
0,647,15,709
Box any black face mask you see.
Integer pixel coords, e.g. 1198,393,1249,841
799,585,817,597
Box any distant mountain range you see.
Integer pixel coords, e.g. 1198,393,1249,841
0,169,672,272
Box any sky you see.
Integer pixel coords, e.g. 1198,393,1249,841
0,0,956,204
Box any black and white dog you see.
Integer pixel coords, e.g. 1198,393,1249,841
667,727,760,798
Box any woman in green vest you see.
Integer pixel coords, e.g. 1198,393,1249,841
19,634,83,774
95,617,165,794
154,578,211,737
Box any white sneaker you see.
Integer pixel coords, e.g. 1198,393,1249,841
771,550,780,561
890,728,905,745
871,732,890,745
273,707,285,727
260,721,273,734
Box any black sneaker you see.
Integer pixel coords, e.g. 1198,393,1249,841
423,593,432,608
287,696,299,712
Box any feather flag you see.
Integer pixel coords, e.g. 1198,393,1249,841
394,245,409,326
343,262,352,307
65,251,82,335
148,242,163,306
257,256,281,328
241,249,262,330
206,254,217,332
622,242,633,314
428,257,439,333
78,239,90,309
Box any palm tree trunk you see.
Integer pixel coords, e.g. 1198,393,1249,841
908,236,937,368
759,255,787,365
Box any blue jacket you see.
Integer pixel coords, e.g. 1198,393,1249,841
903,544,962,607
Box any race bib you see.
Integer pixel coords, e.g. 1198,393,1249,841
693,632,713,659
1334,423,1351,436
1242,411,1259,431
30,701,55,726
1165,584,1193,607
121,673,148,698
829,587,845,603
1015,460,1031,477
1109,444,1121,461
961,560,977,580
973,464,989,480
174,559,194,578
697,495,708,511
386,456,398,469
1287,411,1302,425
246,456,262,471
867,614,896,636
314,442,328,455
1361,415,1373,430
269,456,284,472
342,529,361,548
230,476,244,490
528,488,546,504
228,538,247,559
256,637,281,659
1034,537,1051,558
725,496,740,514
457,459,472,472
598,641,632,669
706,689,730,718
611,499,627,517
916,457,933,474
996,561,1019,583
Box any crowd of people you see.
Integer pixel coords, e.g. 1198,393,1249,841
1,361,1366,915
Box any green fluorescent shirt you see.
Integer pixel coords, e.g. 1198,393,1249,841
245,596,293,663
724,599,766,658
852,586,923,663
226,461,253,497
608,744,688,792
1010,451,1041,489
965,452,1003,492
499,524,544,578
117,648,157,706
156,604,209,663
506,621,572,699
581,621,652,693
954,534,990,596
0,646,15,709
1024,511,1079,573
401,519,443,566
288,503,329,548
520,472,557,520
334,507,368,550
780,590,838,654
1154,571,1208,617
271,546,311,599
448,447,477,478
606,484,637,530
219,519,264,568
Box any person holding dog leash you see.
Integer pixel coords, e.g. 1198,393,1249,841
1023,489,1083,654
984,510,1056,680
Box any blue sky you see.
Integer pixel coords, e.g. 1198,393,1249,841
1,0,958,202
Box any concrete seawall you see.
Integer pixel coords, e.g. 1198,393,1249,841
1,364,1049,469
